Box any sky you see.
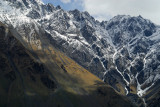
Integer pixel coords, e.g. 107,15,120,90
42,0,160,25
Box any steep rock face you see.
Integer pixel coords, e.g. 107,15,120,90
0,21,134,107
0,0,160,106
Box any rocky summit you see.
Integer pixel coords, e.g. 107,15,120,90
0,0,160,107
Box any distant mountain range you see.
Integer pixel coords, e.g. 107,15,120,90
0,0,160,107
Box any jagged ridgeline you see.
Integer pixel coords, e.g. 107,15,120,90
0,0,160,107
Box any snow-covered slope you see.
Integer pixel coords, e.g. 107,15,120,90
1,0,160,106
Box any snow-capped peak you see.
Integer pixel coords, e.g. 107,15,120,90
1,0,160,106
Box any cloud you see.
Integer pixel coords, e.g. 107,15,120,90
81,0,160,24
60,0,71,4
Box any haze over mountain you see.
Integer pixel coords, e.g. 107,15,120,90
0,0,160,107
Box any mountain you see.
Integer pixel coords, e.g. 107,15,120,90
0,18,134,107
0,0,160,106
0,1,135,107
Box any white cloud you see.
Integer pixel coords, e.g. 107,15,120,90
81,0,160,24
60,0,71,4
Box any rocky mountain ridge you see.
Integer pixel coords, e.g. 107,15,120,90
0,0,160,106
0,12,134,107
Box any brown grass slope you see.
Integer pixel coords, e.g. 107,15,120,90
0,22,135,107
